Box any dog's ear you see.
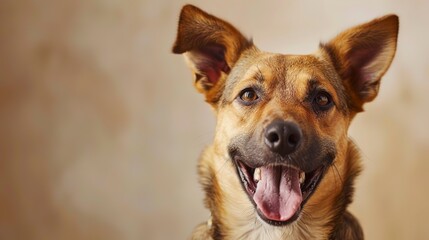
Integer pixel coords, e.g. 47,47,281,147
172,5,252,105
321,15,399,111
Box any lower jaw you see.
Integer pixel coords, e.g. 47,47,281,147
256,208,301,226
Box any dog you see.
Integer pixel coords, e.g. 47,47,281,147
172,5,398,240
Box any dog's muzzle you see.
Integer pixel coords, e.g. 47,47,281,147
232,119,329,225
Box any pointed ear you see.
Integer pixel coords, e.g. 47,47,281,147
321,15,399,111
172,5,252,104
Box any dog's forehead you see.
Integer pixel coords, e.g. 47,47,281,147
224,51,339,98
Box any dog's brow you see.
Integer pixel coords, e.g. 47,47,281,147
255,66,264,83
308,78,320,89
306,78,323,98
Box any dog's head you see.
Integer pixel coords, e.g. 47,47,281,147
173,5,398,226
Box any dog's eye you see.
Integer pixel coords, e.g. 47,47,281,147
313,91,333,110
238,88,259,104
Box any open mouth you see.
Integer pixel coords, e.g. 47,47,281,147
235,159,327,226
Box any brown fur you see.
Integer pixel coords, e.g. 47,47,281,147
173,5,398,240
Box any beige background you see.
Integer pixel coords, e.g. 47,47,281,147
0,0,428,239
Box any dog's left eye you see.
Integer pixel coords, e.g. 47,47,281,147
238,88,259,104
312,91,333,111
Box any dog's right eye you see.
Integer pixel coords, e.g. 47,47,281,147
238,88,259,105
312,91,334,112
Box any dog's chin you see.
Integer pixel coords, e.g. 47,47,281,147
234,158,327,226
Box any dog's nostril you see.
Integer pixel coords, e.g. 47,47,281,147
267,131,280,144
288,134,299,146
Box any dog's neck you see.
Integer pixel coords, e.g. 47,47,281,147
197,140,361,240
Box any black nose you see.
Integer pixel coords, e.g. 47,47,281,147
264,120,302,156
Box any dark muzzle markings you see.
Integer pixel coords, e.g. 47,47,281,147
230,117,333,225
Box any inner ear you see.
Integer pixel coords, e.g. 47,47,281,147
191,44,231,85
347,44,384,93
349,46,380,72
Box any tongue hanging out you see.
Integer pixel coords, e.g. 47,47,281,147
253,166,303,221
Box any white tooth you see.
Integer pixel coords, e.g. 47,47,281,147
254,168,261,182
299,172,305,184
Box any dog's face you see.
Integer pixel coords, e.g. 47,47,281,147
217,53,347,224
173,5,398,226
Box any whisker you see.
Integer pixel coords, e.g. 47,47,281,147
331,161,344,186
215,157,229,175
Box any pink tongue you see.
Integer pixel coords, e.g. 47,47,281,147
253,166,302,221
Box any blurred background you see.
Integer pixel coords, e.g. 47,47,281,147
0,0,428,239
